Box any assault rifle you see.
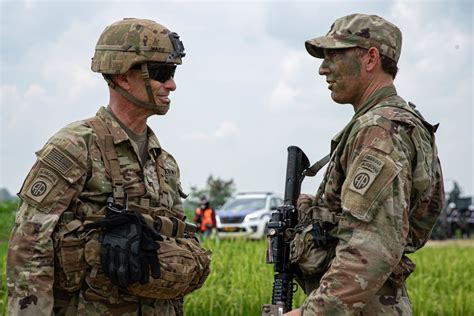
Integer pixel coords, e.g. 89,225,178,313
262,146,309,315
262,146,329,316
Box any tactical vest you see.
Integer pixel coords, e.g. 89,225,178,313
53,115,211,304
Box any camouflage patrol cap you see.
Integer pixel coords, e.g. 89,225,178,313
91,18,185,74
305,13,402,62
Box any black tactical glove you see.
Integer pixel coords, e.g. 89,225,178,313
85,210,162,288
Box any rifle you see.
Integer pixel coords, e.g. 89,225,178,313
262,146,309,316
262,147,329,316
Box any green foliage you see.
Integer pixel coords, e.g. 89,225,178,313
407,246,474,316
0,200,18,241
183,239,279,315
1,242,8,315
185,175,236,212
207,175,235,209
184,240,474,316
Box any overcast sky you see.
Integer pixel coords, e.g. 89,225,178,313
1,0,473,200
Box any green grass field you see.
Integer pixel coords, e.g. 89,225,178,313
1,242,8,316
184,239,474,316
1,238,473,315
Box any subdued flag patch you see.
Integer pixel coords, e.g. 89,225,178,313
42,147,74,176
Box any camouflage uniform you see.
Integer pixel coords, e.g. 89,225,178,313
7,18,210,316
7,107,189,315
297,14,444,315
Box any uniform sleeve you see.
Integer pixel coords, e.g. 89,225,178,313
302,125,412,315
7,133,88,315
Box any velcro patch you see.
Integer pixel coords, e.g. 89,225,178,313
25,168,59,203
38,167,59,184
348,154,384,195
42,146,74,176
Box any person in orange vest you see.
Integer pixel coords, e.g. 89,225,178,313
194,196,216,237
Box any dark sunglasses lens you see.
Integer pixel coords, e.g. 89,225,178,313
148,64,176,83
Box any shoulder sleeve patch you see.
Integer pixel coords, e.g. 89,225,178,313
19,144,86,213
38,145,84,183
348,154,385,195
42,146,74,175
24,168,60,203
342,147,402,222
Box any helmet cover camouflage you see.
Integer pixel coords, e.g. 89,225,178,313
91,18,185,115
305,13,402,62
91,18,185,74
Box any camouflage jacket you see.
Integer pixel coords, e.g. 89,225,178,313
301,85,444,314
7,107,186,315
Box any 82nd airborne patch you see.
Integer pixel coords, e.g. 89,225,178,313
348,154,385,195
25,167,59,203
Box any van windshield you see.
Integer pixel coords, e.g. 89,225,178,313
220,198,266,212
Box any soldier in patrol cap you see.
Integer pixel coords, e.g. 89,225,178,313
7,18,210,315
284,14,444,315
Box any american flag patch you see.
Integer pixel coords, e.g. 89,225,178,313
43,147,74,175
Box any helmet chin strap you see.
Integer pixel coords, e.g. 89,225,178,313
103,64,170,115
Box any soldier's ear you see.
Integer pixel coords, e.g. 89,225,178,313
110,73,131,90
365,47,381,72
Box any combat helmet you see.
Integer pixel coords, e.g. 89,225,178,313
91,18,185,114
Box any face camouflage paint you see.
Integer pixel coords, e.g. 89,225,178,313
320,48,364,105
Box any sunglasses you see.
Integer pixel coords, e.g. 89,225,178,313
133,63,177,83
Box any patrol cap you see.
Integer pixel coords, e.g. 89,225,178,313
305,13,402,62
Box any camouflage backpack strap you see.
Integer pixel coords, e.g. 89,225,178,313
155,152,171,210
375,101,441,177
376,100,439,135
85,116,125,203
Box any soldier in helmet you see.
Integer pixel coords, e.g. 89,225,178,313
284,14,444,315
7,18,210,315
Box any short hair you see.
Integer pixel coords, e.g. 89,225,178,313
353,47,398,79
380,55,398,79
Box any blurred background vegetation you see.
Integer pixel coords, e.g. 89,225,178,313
0,197,18,315
183,175,235,220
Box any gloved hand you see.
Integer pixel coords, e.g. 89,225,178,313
85,210,162,288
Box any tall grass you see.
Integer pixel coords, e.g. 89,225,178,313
1,238,473,315
184,239,474,316
1,242,8,315
0,200,17,242
183,239,299,316
407,246,474,316
0,200,16,315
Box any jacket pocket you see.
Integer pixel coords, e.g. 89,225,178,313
54,221,88,292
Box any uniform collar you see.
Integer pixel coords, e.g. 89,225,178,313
330,85,398,150
353,84,398,120
96,106,161,151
